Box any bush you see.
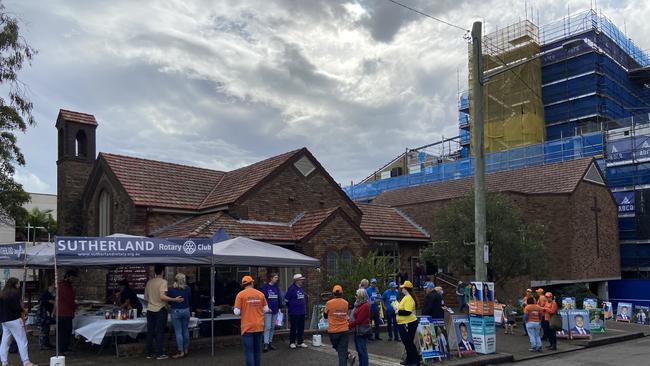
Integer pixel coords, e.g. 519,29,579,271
325,252,394,304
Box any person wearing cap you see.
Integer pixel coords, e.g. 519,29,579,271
261,273,281,352
365,278,382,341
543,292,558,350
521,288,533,336
382,282,400,341
284,274,307,349
422,282,445,320
535,288,547,340
234,275,269,366
396,281,419,366
324,285,350,366
55,270,78,354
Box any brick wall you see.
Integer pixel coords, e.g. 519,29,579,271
84,172,135,235
57,159,94,235
237,163,361,223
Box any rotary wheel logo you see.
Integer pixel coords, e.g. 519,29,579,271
182,240,197,255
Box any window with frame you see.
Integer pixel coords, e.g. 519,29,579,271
326,251,338,277
341,250,353,266
98,190,112,236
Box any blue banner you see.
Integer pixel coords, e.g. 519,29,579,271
416,316,448,360
607,138,632,163
0,243,26,260
55,237,213,258
613,192,635,214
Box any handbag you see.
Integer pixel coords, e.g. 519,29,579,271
356,323,372,336
275,312,284,327
549,313,562,331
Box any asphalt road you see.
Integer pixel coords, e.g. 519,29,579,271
512,336,650,366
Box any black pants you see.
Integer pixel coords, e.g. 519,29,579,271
289,315,305,345
398,320,419,364
39,317,53,347
328,331,349,366
541,320,548,340
57,316,73,352
547,323,557,348
146,308,168,356
371,308,381,339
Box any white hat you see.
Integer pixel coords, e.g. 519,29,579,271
293,274,305,280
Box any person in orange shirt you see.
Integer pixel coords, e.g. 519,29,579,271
543,292,558,350
524,297,545,352
234,276,269,366
521,288,532,336
536,288,547,340
324,285,350,366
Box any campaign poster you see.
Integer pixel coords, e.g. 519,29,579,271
589,309,605,333
568,310,591,339
603,301,613,320
583,298,598,310
556,310,570,339
469,282,483,315
562,297,576,310
493,304,504,325
482,282,495,316
452,315,475,356
634,306,649,325
470,315,496,355
416,317,449,361
616,302,633,322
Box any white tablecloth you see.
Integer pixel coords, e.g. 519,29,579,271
73,315,199,345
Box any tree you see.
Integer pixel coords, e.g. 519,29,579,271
0,3,37,224
421,193,546,286
16,207,56,242
326,252,394,303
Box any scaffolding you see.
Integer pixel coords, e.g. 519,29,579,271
469,20,546,154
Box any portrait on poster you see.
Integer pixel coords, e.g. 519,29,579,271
616,302,633,322
568,310,591,339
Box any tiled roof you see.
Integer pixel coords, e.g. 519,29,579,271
58,109,97,126
100,149,303,210
101,153,225,210
357,203,429,240
291,208,339,239
199,149,301,209
373,158,596,207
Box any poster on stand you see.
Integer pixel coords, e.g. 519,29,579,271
583,298,598,310
494,304,504,325
568,310,591,339
616,302,633,322
562,297,576,310
452,315,475,357
469,315,496,354
634,306,649,325
482,282,495,316
556,310,570,338
416,316,448,361
469,282,483,315
589,309,605,333
603,302,613,320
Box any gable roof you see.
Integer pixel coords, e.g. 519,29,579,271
357,203,430,241
57,109,98,126
373,158,600,207
98,149,303,211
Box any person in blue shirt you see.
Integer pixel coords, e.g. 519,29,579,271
261,273,282,352
382,282,400,341
284,274,307,349
365,278,382,340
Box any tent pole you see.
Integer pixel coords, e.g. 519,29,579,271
54,248,59,357
21,244,28,303
210,255,215,357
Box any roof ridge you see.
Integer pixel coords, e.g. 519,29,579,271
100,152,226,174
199,171,227,208
393,208,431,238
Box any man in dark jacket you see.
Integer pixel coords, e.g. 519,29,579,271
422,282,445,319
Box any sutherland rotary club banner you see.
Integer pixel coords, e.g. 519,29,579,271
55,237,213,257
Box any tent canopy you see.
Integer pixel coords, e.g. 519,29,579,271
212,236,320,267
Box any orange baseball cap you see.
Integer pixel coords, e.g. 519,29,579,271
536,288,544,293
526,288,532,293
545,292,553,298
332,285,343,294
400,280,414,289
241,275,254,285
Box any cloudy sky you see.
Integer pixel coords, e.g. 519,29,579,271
6,0,648,194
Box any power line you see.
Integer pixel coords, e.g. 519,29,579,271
386,0,469,32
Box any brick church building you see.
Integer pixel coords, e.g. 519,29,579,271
55,109,429,301
372,157,621,300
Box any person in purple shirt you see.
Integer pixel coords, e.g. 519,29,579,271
284,274,307,349
261,273,282,352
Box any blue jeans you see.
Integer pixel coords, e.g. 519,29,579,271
354,334,368,366
170,308,190,353
263,313,277,344
242,332,263,366
385,311,399,340
526,322,542,349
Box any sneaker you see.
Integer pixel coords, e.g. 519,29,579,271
298,343,308,348
529,348,536,352
348,352,357,366
146,355,154,359
269,343,277,350
289,343,296,349
156,355,169,360
263,344,268,353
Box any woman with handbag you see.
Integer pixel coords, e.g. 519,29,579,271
544,292,559,351
348,288,370,366
0,278,37,366
396,281,419,366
